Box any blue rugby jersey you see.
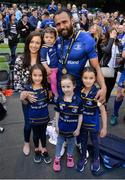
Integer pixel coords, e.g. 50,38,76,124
40,43,58,68
81,85,100,131
26,85,49,126
55,94,83,137
118,43,125,87
56,31,97,95
118,69,125,87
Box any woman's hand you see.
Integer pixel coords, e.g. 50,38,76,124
27,92,37,103
20,91,29,101
20,91,37,103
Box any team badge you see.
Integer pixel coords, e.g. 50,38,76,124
72,108,77,113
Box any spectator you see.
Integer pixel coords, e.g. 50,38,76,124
0,12,5,43
17,14,30,43
36,11,55,31
8,13,20,65
29,8,38,31
12,4,22,22
100,27,123,103
48,0,57,15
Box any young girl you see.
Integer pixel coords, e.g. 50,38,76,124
53,74,83,172
76,67,107,173
20,64,51,164
40,26,58,98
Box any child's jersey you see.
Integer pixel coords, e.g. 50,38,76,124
81,85,100,131
26,85,49,125
40,43,58,68
55,94,82,137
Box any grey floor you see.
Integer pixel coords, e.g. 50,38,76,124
0,92,125,179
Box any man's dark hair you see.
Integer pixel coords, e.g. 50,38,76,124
54,9,72,19
43,11,50,17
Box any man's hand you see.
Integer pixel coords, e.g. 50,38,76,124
95,88,106,104
100,127,107,138
73,129,80,136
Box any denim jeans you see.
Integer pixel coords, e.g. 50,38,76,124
80,126,99,160
55,134,75,158
22,103,31,143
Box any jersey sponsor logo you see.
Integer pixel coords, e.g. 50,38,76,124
72,108,78,113
68,60,79,64
86,100,93,106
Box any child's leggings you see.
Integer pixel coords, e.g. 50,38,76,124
48,68,58,96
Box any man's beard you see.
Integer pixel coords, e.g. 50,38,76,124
59,25,74,39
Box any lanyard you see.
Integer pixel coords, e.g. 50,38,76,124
61,30,81,67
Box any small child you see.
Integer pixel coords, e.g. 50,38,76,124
20,64,51,164
76,67,107,173
53,74,83,172
40,26,58,98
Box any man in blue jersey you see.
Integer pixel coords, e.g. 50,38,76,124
110,43,125,125
54,10,106,103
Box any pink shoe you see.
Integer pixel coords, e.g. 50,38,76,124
67,155,74,168
53,157,61,172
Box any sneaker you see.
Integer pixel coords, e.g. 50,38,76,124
67,155,74,168
91,158,100,172
76,158,87,172
53,157,61,172
110,115,118,126
42,151,52,164
34,151,41,163
0,127,4,133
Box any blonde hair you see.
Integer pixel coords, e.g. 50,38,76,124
89,24,104,42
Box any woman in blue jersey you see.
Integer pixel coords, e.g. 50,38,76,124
53,74,83,172
76,67,107,173
20,64,51,164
